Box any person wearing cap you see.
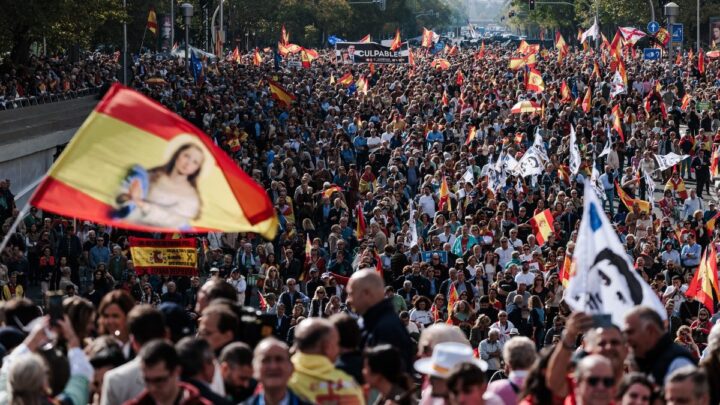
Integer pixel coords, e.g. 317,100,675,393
227,267,247,305
415,341,491,404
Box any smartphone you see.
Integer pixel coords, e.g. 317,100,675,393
591,314,613,328
48,293,64,326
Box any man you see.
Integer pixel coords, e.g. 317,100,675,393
89,235,111,270
243,338,313,405
161,281,184,305
571,355,617,405
683,189,703,220
226,268,247,304
346,269,413,370
486,337,537,404
624,306,696,384
287,318,364,404
278,278,307,310
219,342,256,403
198,304,238,355
479,329,503,379
447,362,503,405
546,311,628,397
126,340,211,405
176,337,233,405
272,303,291,342
330,313,364,385
664,366,710,405
101,305,168,405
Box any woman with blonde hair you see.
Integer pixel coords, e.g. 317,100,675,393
308,286,329,318
263,266,283,296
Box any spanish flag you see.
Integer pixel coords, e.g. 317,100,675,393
581,87,592,113
612,105,625,141
356,75,369,95
617,58,628,84
711,145,720,177
323,185,343,199
698,48,705,75
687,244,720,314
446,282,458,324
615,181,650,213
231,47,240,64
465,126,476,145
390,28,402,51
30,84,277,239
705,210,720,234
146,8,158,35
560,81,571,103
356,204,367,239
421,28,434,48
559,253,575,287
530,209,554,246
253,49,262,66
267,79,295,108
358,34,371,43
591,61,601,79
680,94,691,111
509,54,537,70
526,67,545,93
338,72,354,87
281,24,290,46
664,175,688,200
439,176,451,212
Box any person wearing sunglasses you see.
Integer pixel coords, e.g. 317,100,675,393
573,355,617,405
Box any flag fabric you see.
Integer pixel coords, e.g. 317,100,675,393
711,146,720,177
664,175,688,200
477,41,486,59
591,61,601,79
680,94,691,111
686,245,720,314
699,48,705,74
581,18,599,44
569,125,581,174
356,204,367,239
373,249,384,278
559,253,575,288
456,70,465,85
407,201,419,248
526,67,545,93
439,176,451,211
322,185,343,199
616,58,628,85
258,291,268,311
509,54,537,70
305,233,312,263
30,84,278,238
390,29,402,51
278,42,301,57
253,49,262,66
465,126,477,145
190,51,203,83
441,90,449,106
609,31,624,59
615,182,651,213
556,31,568,55
421,28,435,48
530,209,555,246
129,237,197,276
618,27,646,44
356,75,369,95
610,71,626,98
560,81,572,102
446,282,458,324
231,47,241,64
581,87,592,113
655,28,670,46
654,153,689,171
558,164,571,185
146,8,158,35
566,184,667,326
338,72,354,87
358,34,371,43
430,304,441,323
705,210,720,234
281,24,290,46
431,59,451,70
612,105,625,141
268,79,296,108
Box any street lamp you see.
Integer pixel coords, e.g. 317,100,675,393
180,3,193,72
665,2,679,62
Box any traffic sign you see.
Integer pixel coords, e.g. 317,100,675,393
671,23,683,42
643,48,661,60
647,21,659,34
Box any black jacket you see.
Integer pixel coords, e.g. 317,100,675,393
184,378,233,405
634,333,696,384
361,299,414,372
273,314,291,341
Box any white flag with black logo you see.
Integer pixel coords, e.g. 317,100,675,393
598,137,612,158
565,184,667,326
533,128,550,164
514,148,544,178
407,201,418,248
569,125,581,175
654,153,689,172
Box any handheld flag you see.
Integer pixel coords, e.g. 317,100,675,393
618,27,646,44
281,24,290,45
526,67,545,93
231,47,241,63
439,176,451,212
358,34,371,43
338,72,354,87
686,245,720,314
465,126,477,145
680,94,691,111
446,282,458,324
566,184,667,326
356,75,369,96
253,49,262,66
581,87,592,113
699,48,705,75
421,28,434,48
268,79,296,108
711,145,720,177
530,209,555,246
146,8,158,35
559,253,575,288
654,152,689,172
615,182,651,213
569,125,581,174
560,81,572,103
356,204,367,239
30,84,277,238
390,28,402,51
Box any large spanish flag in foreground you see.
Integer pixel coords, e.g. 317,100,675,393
530,209,554,245
30,84,278,239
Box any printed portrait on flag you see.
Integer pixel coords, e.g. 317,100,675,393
710,18,720,45
113,135,213,229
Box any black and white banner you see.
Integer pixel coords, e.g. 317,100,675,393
335,42,410,64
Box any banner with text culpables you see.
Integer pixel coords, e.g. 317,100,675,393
129,237,198,276
335,42,409,64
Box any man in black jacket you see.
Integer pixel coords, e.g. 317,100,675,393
346,269,414,372
176,337,233,405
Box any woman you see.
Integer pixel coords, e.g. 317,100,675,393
263,266,283,296
261,253,278,274
363,345,416,405
675,325,701,359
308,287,329,318
469,314,492,348
530,275,549,303
615,373,654,405
431,294,446,322
115,141,205,229
409,296,434,328
690,307,712,349
448,300,475,337
64,296,96,347
38,247,56,301
528,295,545,350
305,247,327,274
324,295,343,317
97,291,135,357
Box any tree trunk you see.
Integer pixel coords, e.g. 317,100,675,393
10,26,32,66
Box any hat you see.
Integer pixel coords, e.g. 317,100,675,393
509,328,520,336
414,342,488,378
210,267,220,273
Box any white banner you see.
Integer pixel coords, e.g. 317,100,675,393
566,184,667,326
654,153,689,171
569,125,581,175
514,148,545,178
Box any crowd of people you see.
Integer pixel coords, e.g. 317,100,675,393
1,33,720,404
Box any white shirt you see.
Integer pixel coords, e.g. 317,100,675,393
515,271,535,286
418,194,437,217
494,246,515,268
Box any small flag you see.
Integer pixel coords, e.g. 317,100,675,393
526,67,545,93
338,72,354,87
581,87,592,113
421,28,434,48
358,34,371,43
258,291,268,311
439,176,451,212
253,49,262,66
615,181,651,213
530,209,555,245
711,145,720,177
323,185,343,199
281,24,290,45
686,245,720,314
390,28,402,51
465,126,476,145
446,282,458,324
231,47,240,63
146,8,158,35
456,70,465,85
356,204,367,239
559,253,575,288
680,94,691,111
267,79,296,108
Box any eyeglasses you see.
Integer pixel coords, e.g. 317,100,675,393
584,376,614,388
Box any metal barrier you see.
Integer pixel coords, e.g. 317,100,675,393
0,86,100,110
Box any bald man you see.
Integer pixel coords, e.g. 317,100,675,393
347,269,414,372
287,319,364,404
244,338,313,405
572,355,617,405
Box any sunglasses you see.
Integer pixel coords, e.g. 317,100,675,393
585,376,614,388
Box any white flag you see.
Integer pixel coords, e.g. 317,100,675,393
533,128,550,164
590,165,606,201
653,153,689,171
580,18,599,44
407,201,418,248
462,167,474,184
610,71,626,98
644,170,655,202
598,137,612,158
566,184,667,326
569,125,581,175
515,148,545,178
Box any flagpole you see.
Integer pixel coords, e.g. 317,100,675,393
139,26,147,54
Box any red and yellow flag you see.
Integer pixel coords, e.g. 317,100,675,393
526,67,545,93
439,176,451,211
617,58,628,84
655,28,670,46
687,244,720,314
615,182,650,213
281,24,290,46
356,75,369,95
253,49,262,66
465,126,476,146
680,94,691,111
431,58,451,70
612,105,625,141
358,34,371,43
390,28,402,51
446,282,458,323
699,48,705,75
559,254,576,288
705,210,720,234
30,84,277,238
422,28,434,48
231,47,241,64
338,72,354,87
268,80,296,108
509,54,537,70
711,145,720,177
560,81,572,103
591,60,601,79
530,209,555,245
323,185,343,199
476,41,486,59
581,87,592,113
456,70,465,85
146,8,158,35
